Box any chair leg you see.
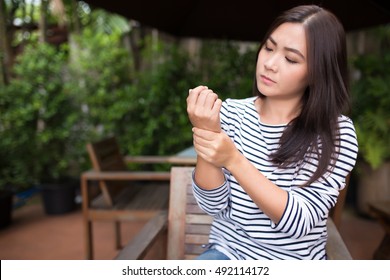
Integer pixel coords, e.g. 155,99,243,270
81,175,94,259
157,229,168,259
84,220,93,259
115,221,122,249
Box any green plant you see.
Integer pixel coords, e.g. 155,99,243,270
68,28,134,142
69,32,196,158
351,29,390,169
0,43,84,186
198,40,257,100
1,25,262,184
121,39,198,157
0,79,40,191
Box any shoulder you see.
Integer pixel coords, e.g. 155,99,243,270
224,96,257,106
222,96,257,112
337,115,355,129
337,115,357,138
336,115,359,152
220,97,257,129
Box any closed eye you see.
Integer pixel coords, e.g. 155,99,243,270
286,57,297,64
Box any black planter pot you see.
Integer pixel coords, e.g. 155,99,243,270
0,190,13,229
40,181,76,215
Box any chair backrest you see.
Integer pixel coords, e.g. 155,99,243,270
166,167,350,259
167,167,211,260
329,173,351,229
86,136,130,207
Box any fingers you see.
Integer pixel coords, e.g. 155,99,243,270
187,86,219,110
192,129,225,167
200,90,218,109
187,85,222,132
192,127,215,141
187,85,207,108
212,98,222,115
193,134,213,162
192,129,214,155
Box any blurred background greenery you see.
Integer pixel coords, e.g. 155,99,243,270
0,0,256,192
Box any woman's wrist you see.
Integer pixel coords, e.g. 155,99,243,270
224,148,245,173
195,156,225,190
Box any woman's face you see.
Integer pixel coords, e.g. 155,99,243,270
256,22,308,100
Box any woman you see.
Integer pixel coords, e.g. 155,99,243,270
186,5,358,260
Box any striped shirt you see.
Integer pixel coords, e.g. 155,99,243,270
192,97,358,260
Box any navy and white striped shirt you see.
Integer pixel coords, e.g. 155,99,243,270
192,97,358,260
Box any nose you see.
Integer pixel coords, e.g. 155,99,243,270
264,55,278,72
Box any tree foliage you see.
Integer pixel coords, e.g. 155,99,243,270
0,2,259,187
351,32,390,169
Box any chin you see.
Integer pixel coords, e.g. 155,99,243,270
257,84,270,97
257,83,264,94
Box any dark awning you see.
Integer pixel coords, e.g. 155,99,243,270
83,0,390,41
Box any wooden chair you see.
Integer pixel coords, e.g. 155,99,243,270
369,200,390,259
329,173,351,229
115,166,352,260
81,136,172,259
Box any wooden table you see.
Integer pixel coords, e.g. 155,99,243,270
369,200,390,259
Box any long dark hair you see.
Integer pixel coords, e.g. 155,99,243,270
253,5,349,186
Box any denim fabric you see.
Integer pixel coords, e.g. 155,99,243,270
196,249,230,260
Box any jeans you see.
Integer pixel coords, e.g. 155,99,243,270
196,249,230,260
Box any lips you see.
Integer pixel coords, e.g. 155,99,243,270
260,74,276,84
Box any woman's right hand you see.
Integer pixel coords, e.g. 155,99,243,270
186,85,222,132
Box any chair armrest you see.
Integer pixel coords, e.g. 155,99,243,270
166,156,197,165
115,210,168,260
326,218,352,260
82,170,171,181
125,155,196,165
125,156,172,164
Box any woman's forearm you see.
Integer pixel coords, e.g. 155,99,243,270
226,152,288,223
194,156,225,190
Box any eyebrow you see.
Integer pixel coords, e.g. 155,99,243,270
268,36,305,60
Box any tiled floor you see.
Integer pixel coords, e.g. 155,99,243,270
0,195,385,260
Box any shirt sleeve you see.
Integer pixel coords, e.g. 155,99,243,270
192,169,231,216
271,117,359,238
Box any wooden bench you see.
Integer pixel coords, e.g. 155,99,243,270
115,166,352,260
82,137,197,259
369,200,390,259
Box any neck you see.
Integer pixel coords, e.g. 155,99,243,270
255,97,302,125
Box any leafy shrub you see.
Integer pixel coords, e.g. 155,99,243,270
198,40,257,100
68,29,135,155
0,43,83,187
1,29,261,185
351,49,390,169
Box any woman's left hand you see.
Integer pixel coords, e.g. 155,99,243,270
192,127,240,169
187,86,222,132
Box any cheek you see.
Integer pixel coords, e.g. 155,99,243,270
256,51,264,73
300,69,309,87
255,61,260,77
292,68,308,88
